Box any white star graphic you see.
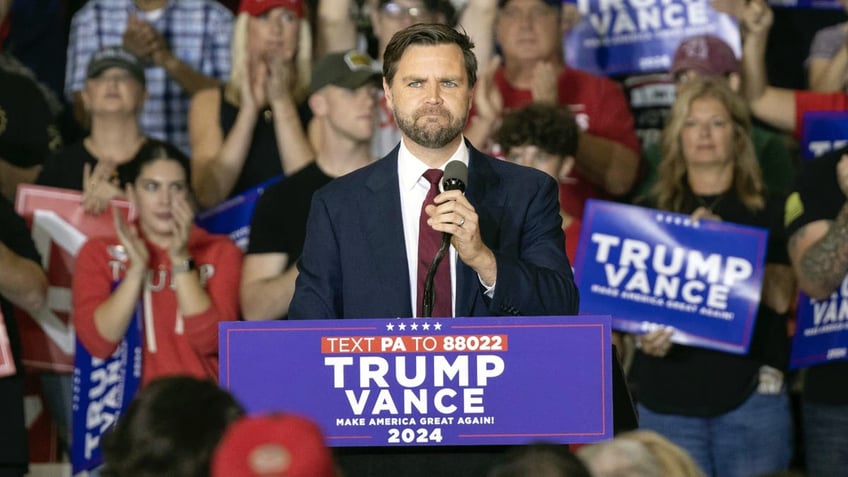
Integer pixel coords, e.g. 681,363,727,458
422,322,431,331
434,322,442,330
386,323,394,331
398,323,407,331
411,323,419,330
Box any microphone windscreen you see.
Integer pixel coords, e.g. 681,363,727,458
443,161,467,192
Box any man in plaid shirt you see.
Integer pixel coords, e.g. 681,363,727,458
65,0,233,154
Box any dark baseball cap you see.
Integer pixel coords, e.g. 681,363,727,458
86,46,146,86
309,50,381,94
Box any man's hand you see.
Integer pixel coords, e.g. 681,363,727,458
425,190,497,286
637,326,675,358
472,56,504,127
740,0,773,38
123,13,160,60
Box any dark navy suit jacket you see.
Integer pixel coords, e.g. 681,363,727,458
289,142,579,319
287,144,601,477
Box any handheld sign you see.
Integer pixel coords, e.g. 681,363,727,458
195,176,281,251
799,111,848,160
220,316,613,446
14,185,134,372
790,277,848,369
565,0,740,76
574,200,768,354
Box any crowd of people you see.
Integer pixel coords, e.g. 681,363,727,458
1,0,848,475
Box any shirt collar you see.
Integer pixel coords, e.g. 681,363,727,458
397,138,469,191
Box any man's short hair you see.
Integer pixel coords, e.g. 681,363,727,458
495,103,579,158
382,23,477,88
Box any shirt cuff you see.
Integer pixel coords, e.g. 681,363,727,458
478,275,496,298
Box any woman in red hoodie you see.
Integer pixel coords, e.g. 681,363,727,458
72,145,242,385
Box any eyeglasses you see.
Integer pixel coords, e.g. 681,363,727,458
380,2,429,20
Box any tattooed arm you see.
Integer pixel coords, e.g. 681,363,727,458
788,154,848,299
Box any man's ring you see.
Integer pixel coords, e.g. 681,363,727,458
458,216,465,227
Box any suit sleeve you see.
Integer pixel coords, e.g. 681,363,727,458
289,192,344,319
488,175,580,316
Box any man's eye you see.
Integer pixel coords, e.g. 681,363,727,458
143,182,158,191
408,81,422,88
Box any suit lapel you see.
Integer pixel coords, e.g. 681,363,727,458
362,152,413,316
456,147,505,316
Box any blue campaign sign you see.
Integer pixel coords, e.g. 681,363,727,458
195,175,282,251
573,200,768,354
790,280,848,369
800,111,848,160
220,316,613,447
71,303,142,474
768,0,842,9
565,0,740,76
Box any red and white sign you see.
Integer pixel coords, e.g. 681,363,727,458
14,185,134,372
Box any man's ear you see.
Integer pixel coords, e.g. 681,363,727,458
559,155,576,182
382,78,393,109
308,92,328,116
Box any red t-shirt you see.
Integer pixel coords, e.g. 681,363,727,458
494,66,641,220
794,90,848,139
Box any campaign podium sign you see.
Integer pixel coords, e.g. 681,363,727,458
565,0,740,76
574,200,768,354
790,277,848,369
220,316,613,446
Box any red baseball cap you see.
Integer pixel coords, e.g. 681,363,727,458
671,35,739,78
238,0,304,18
211,414,336,477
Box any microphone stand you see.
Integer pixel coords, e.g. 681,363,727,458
421,233,451,318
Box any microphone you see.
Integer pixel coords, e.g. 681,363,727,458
422,161,468,317
443,160,467,193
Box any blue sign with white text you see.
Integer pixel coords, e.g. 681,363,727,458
71,304,142,474
800,111,848,160
220,316,613,446
574,200,768,354
195,176,281,251
790,278,848,369
565,0,740,76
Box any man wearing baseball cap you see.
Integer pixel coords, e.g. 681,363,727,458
631,33,795,200
241,50,381,322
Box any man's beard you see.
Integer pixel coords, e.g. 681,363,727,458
394,106,465,149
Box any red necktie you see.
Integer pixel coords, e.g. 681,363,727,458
417,169,451,318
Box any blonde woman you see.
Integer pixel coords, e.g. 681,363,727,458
631,77,795,477
189,0,314,210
